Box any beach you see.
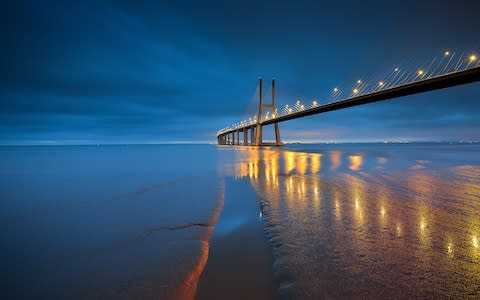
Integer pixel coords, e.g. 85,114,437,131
1,143,479,299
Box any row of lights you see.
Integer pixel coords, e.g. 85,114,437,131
220,51,478,134
332,51,477,96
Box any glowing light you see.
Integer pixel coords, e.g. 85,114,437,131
357,79,362,84
378,81,384,86
333,87,339,92
349,155,363,171
447,242,453,257
288,108,293,113
444,51,450,56
394,67,399,72
352,88,359,94
380,207,386,217
271,113,276,118
420,220,426,231
296,100,300,104
473,235,479,248
417,69,424,76
300,105,305,109
313,101,317,106
469,54,477,62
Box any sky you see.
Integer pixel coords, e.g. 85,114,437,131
1,0,480,144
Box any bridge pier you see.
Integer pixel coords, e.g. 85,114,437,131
217,77,283,147
243,128,248,145
250,127,254,146
272,79,282,146
254,78,282,146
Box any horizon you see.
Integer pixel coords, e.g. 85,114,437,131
2,139,480,146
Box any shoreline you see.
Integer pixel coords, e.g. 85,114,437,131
195,178,276,300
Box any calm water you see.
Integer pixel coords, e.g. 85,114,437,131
1,143,480,299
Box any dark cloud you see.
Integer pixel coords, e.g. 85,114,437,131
1,0,479,143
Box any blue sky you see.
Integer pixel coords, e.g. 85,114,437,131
1,0,480,144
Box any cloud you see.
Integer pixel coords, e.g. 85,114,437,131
1,0,479,143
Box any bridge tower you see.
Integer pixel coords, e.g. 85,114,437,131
254,77,282,146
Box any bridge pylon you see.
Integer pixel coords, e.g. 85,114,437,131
254,77,282,146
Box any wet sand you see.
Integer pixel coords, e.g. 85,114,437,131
196,178,276,300
230,144,480,299
2,144,479,299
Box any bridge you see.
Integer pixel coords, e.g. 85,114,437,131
216,51,480,146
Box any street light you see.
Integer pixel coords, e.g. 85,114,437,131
417,69,424,76
469,54,477,62
353,88,359,94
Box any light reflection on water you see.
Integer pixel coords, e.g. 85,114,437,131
232,145,480,299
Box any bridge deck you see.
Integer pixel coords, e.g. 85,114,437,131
218,66,480,137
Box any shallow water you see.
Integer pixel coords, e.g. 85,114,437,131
1,145,224,299
1,143,479,299
232,143,480,299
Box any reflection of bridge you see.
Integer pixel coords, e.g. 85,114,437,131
217,52,480,146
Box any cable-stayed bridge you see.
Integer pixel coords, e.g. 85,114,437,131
216,51,480,146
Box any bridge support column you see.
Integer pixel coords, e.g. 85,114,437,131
250,127,255,145
243,128,248,145
254,77,282,146
272,79,282,146
255,125,263,146
255,77,263,146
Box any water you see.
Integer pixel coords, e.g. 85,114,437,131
1,145,223,299
1,143,479,299
233,143,480,299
